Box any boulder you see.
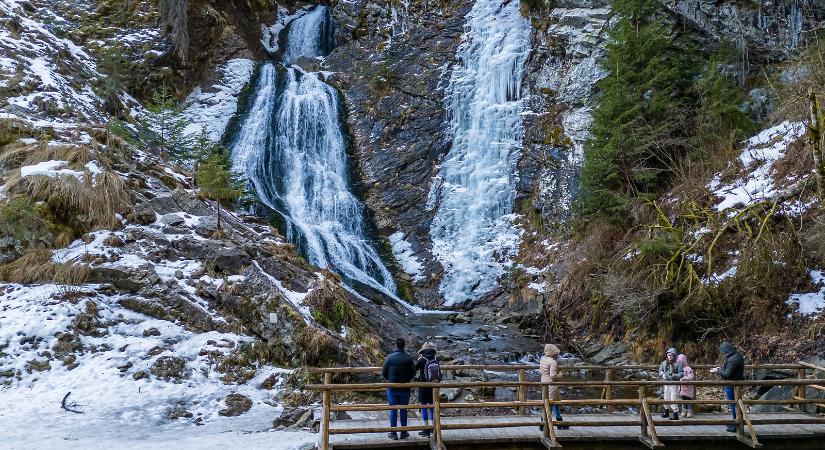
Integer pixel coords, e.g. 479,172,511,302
218,393,253,417
165,401,194,420
151,356,186,380
273,407,314,429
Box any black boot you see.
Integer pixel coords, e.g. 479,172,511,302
388,432,398,440
670,412,679,420
726,425,737,433
660,410,670,418
399,431,409,439
418,430,431,437
556,417,570,430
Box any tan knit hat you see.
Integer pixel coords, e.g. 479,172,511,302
419,341,436,353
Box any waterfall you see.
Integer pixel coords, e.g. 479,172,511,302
427,0,531,305
230,6,397,297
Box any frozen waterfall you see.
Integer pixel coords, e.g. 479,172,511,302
427,0,531,305
230,6,397,297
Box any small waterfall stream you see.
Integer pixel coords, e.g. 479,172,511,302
427,0,531,305
230,6,396,297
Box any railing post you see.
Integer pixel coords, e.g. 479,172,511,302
605,368,615,413
433,386,443,449
638,385,648,438
734,385,744,438
321,371,331,450
518,368,526,415
797,366,807,413
541,384,560,448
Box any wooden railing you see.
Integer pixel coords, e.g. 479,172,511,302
306,362,825,450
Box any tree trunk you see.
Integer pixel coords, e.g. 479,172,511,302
808,91,825,200
216,200,222,230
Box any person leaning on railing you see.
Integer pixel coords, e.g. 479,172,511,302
710,341,745,433
381,337,416,440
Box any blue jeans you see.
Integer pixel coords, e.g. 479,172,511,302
420,407,435,422
552,405,562,420
724,386,736,419
387,388,411,428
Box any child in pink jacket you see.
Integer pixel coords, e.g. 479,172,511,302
677,353,695,418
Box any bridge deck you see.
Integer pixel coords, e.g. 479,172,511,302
328,412,825,448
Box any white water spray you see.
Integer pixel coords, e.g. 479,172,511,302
427,0,531,305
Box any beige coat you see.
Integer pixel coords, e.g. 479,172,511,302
540,344,561,401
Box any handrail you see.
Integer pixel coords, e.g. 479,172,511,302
308,363,804,373
310,362,824,450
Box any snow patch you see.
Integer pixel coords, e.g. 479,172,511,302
388,232,424,283
182,59,255,141
787,270,825,316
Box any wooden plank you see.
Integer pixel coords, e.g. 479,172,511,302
306,379,824,391
433,386,443,449
309,363,804,374
540,437,562,449
329,425,431,434
798,361,825,372
541,385,559,447
605,368,615,413
518,369,527,415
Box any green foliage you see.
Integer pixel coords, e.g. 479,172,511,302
195,151,244,229
139,89,192,161
696,45,756,152
580,0,700,222
97,42,128,116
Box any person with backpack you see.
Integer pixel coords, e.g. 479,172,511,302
415,342,441,437
710,341,745,432
382,337,416,440
539,344,569,430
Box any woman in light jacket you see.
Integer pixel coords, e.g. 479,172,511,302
540,344,568,429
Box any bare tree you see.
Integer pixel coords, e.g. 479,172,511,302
159,0,189,62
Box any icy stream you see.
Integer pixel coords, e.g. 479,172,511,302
230,7,396,297
427,0,531,305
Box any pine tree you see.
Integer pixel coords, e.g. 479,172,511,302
188,131,218,185
140,89,192,162
580,0,700,222
195,151,244,230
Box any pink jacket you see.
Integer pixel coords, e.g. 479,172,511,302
677,354,695,398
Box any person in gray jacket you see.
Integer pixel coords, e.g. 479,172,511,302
658,347,684,420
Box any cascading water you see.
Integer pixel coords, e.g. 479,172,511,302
427,0,531,305
230,6,397,297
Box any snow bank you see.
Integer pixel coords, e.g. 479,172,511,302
709,121,807,212
182,59,256,141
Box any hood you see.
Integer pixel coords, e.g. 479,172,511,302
419,341,436,353
720,342,736,356
666,347,678,357
544,344,560,357
676,354,689,366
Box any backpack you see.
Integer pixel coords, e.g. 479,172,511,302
424,359,442,382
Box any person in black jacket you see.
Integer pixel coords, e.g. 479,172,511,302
711,341,745,432
382,337,416,440
415,342,438,437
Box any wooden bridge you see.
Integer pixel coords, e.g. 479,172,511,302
305,361,825,449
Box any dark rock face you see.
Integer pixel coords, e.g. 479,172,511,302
324,1,473,306
273,406,315,429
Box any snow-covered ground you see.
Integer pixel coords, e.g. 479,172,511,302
182,59,256,141
0,283,315,450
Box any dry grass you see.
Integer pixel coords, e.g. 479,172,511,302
0,248,90,285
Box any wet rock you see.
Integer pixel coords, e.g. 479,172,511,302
212,246,249,274
151,356,186,380
161,214,185,227
587,342,628,365
218,393,253,417
273,407,314,429
440,388,462,402
131,201,157,225
448,313,472,324
133,370,148,381
117,360,133,372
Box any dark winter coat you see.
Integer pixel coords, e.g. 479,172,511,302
382,350,416,385
415,348,437,404
718,342,745,381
